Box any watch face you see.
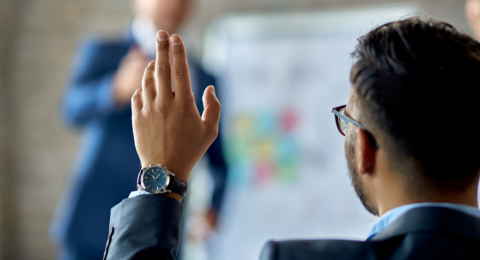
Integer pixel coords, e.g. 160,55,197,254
142,167,169,193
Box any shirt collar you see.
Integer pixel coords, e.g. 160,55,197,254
367,202,480,240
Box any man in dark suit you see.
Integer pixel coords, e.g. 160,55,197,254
104,18,480,260
50,0,227,259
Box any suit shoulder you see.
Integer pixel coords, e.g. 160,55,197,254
81,34,131,48
77,36,131,57
71,36,132,74
196,64,215,82
261,239,377,260
260,240,277,260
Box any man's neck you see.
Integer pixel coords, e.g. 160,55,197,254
371,152,479,216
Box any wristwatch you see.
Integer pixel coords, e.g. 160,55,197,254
137,164,188,197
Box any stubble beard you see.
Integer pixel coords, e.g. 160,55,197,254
345,134,379,216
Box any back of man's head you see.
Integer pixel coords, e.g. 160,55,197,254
350,17,480,193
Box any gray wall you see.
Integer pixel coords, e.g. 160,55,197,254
0,0,470,259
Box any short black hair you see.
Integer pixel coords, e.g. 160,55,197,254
350,17,480,192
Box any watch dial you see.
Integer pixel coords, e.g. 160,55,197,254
142,167,168,193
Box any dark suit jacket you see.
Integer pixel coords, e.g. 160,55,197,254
105,196,480,260
51,33,228,257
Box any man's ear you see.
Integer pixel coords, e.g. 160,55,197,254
356,128,376,175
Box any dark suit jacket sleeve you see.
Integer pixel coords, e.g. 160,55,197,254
104,195,184,260
260,239,376,260
62,39,124,128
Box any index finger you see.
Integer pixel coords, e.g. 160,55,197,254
155,30,173,100
170,34,193,100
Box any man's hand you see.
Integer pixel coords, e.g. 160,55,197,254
113,48,149,107
131,31,221,190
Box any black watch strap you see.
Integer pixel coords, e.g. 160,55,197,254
166,176,188,198
137,166,188,197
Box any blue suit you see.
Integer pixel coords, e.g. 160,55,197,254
51,34,228,260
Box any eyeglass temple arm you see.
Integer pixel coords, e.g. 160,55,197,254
331,109,379,149
331,109,367,130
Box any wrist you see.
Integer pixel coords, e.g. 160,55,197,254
140,160,191,183
137,164,188,200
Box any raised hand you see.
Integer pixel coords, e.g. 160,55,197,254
131,31,221,192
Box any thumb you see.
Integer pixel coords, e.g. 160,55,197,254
202,85,221,133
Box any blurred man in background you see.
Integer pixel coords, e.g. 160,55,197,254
50,0,228,259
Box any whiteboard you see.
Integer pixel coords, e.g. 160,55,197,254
202,4,419,260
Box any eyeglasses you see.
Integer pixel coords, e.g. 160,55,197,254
331,105,378,149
